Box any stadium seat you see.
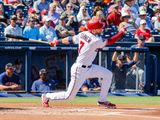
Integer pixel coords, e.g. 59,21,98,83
121,32,135,42
16,5,29,17
0,22,7,40
4,5,15,17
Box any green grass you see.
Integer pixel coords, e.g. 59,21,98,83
0,96,160,105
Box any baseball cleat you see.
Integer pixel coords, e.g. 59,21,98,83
97,101,116,109
41,94,49,107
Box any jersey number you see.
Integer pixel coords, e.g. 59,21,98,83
78,41,85,53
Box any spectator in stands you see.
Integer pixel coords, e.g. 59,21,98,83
142,1,154,18
151,5,160,24
147,0,159,6
111,47,140,92
121,0,135,20
114,0,122,11
48,3,60,25
14,59,25,90
135,10,153,30
39,16,57,41
61,3,78,31
15,9,25,28
41,9,48,19
31,68,57,93
130,0,139,20
0,3,9,24
154,15,160,31
77,5,90,26
23,17,40,40
135,19,154,44
55,16,75,38
52,0,65,14
4,0,24,7
92,6,106,22
119,12,137,34
28,8,36,18
107,4,121,26
0,63,21,91
33,0,49,12
4,15,22,40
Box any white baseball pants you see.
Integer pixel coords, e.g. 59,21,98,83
46,63,112,102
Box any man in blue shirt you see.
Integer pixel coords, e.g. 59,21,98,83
135,11,153,30
31,68,57,93
0,63,21,91
23,18,40,40
33,0,49,12
39,17,58,41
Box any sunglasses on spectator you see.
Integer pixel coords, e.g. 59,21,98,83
140,15,146,17
115,7,119,9
67,6,72,8
31,20,35,22
125,16,130,18
7,67,14,71
83,9,87,11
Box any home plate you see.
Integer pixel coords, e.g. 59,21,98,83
102,112,124,116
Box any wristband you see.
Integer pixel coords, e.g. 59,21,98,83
68,36,73,44
50,39,61,46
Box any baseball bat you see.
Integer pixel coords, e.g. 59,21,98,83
6,34,50,45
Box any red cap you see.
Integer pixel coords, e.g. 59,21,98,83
41,9,48,15
86,18,105,30
28,8,36,14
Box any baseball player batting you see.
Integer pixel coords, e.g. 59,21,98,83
41,18,126,109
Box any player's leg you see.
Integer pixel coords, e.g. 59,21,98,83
42,64,87,106
86,64,116,108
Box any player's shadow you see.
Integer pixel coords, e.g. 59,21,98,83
0,107,26,111
117,107,160,111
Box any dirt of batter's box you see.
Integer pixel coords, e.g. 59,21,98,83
0,103,160,120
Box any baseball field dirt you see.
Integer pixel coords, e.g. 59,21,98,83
0,102,160,120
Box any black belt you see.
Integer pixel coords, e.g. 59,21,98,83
81,65,92,68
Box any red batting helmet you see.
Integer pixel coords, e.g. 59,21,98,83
86,18,105,30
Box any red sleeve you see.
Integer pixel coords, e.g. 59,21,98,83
135,28,140,35
106,31,124,45
107,14,113,24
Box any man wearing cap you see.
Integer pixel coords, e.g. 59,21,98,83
135,10,153,30
55,15,75,38
111,49,140,92
39,16,58,41
4,15,22,40
48,3,60,25
107,4,121,26
119,12,137,34
31,69,57,93
0,63,21,91
135,19,154,43
23,17,40,40
121,0,134,14
41,18,127,108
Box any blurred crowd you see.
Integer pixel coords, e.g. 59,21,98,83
0,0,159,43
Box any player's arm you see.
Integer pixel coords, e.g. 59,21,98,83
49,36,74,46
106,28,126,46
